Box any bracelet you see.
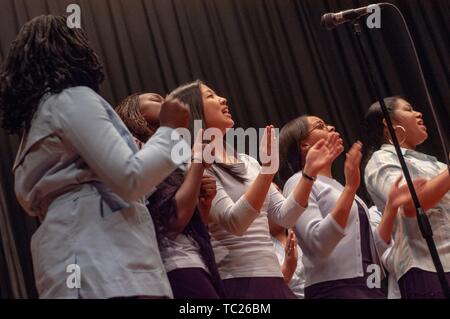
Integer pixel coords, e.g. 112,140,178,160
302,171,316,182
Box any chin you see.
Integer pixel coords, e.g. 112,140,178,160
226,119,235,128
419,133,428,145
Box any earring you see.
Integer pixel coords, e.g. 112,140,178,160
388,125,407,146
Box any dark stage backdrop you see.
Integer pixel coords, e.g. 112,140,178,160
0,0,448,298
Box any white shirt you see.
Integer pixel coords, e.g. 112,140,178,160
13,87,189,298
159,233,208,274
368,206,401,299
365,144,450,280
284,172,387,287
272,237,305,298
207,154,306,279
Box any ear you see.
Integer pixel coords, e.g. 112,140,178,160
300,142,310,152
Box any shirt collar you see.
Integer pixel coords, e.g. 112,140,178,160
380,144,438,162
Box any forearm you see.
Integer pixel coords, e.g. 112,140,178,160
377,203,397,244
171,163,204,232
244,172,274,211
281,261,296,284
291,176,314,208
331,186,357,229
404,170,450,213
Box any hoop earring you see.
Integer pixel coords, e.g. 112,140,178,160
388,125,407,146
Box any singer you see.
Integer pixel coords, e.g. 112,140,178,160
363,97,450,299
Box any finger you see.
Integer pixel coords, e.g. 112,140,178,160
393,175,403,188
313,138,326,150
329,133,338,149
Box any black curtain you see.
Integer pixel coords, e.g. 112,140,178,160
0,0,448,298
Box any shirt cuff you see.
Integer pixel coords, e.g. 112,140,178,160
151,126,192,165
324,213,347,236
237,196,260,218
374,228,391,256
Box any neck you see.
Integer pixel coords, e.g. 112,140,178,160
389,141,415,151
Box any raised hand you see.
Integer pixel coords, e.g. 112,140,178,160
303,132,344,177
344,141,363,191
387,175,427,216
284,229,298,275
259,125,279,175
192,129,215,169
198,175,217,224
159,98,190,129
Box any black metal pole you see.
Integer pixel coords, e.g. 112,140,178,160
351,20,449,299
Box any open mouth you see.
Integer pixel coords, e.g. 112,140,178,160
222,107,232,117
418,120,427,130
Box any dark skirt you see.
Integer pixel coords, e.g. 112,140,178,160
167,267,220,299
398,268,450,299
222,277,296,299
305,278,386,299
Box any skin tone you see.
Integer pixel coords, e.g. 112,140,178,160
138,93,164,130
136,93,215,233
200,84,340,215
384,99,450,216
299,116,425,243
269,219,298,284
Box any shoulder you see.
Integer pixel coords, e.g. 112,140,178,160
366,147,398,170
43,86,106,117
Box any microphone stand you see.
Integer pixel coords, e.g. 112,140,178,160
351,18,449,298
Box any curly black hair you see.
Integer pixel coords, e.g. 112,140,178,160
0,15,104,135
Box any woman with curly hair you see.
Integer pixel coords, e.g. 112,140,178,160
0,15,190,298
116,92,223,298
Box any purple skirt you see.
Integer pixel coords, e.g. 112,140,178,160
167,268,220,299
398,268,450,299
222,277,296,299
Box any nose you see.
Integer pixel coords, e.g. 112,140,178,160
415,111,422,118
219,96,227,105
328,125,335,132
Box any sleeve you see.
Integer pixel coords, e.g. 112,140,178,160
244,155,305,228
55,88,190,202
364,151,403,210
294,191,347,258
267,184,306,228
207,170,259,236
368,205,392,256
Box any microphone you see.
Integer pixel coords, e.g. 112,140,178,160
320,4,380,30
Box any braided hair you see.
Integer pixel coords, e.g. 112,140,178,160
0,15,104,135
115,93,155,143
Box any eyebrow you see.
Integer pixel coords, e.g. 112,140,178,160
311,120,325,126
202,89,215,96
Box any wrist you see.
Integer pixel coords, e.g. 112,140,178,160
303,164,318,178
301,170,316,182
344,185,358,193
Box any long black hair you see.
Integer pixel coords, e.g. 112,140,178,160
360,96,403,206
168,80,247,184
117,89,224,296
0,15,104,135
361,96,403,171
276,115,310,188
